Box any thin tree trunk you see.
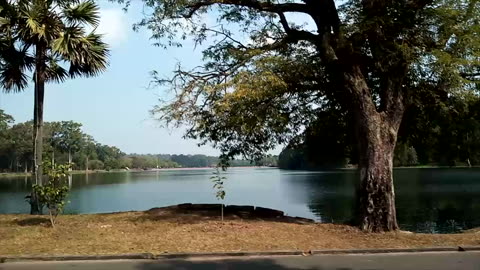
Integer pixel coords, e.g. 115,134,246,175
31,42,46,215
86,155,89,173
33,76,45,186
68,149,72,171
48,209,55,228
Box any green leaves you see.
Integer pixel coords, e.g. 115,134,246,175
50,121,84,154
0,109,13,131
62,0,100,27
153,51,321,162
0,43,34,92
66,32,109,78
216,190,226,200
210,166,226,220
0,0,109,91
52,27,109,79
210,167,226,201
141,0,480,167
32,161,71,227
45,58,68,83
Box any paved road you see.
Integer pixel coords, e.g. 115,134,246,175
1,252,479,270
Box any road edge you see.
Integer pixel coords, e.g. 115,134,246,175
2,246,480,263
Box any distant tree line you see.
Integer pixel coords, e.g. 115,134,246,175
155,154,278,168
0,112,278,172
0,114,128,172
279,95,480,170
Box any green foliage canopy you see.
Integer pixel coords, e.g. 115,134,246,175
50,121,84,156
0,0,109,92
123,0,480,163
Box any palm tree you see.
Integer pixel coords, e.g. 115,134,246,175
0,0,109,214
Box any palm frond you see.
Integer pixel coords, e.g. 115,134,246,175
0,42,34,92
0,0,15,14
51,24,86,57
53,31,109,78
45,56,68,83
0,0,20,33
16,0,63,43
1,0,109,90
62,0,100,27
0,66,29,93
20,2,44,37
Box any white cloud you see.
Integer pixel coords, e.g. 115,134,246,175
96,9,129,48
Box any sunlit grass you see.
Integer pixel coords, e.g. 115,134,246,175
0,211,478,256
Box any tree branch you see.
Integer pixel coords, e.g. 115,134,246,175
184,0,310,18
202,26,248,49
268,12,317,50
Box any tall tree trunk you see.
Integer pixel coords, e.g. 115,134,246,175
30,42,46,215
343,67,404,232
86,155,89,173
68,149,72,171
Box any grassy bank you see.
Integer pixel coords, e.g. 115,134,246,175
0,169,130,179
0,172,32,178
0,211,479,256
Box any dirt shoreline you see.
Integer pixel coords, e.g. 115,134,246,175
0,204,479,256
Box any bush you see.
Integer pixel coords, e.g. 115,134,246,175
394,143,419,167
32,162,70,227
88,159,104,170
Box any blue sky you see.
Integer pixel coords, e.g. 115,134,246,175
0,1,220,155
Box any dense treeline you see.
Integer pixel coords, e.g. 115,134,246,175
0,112,130,172
157,154,278,168
0,111,277,172
279,95,480,170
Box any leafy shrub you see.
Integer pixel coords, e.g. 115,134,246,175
394,143,419,167
32,162,70,227
88,159,104,170
211,167,226,221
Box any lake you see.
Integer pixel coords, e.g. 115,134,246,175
1,167,479,233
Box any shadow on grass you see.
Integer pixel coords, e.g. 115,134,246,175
129,210,247,225
14,217,50,226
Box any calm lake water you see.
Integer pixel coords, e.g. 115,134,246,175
1,167,479,233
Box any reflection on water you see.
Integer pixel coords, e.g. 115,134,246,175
0,168,479,233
